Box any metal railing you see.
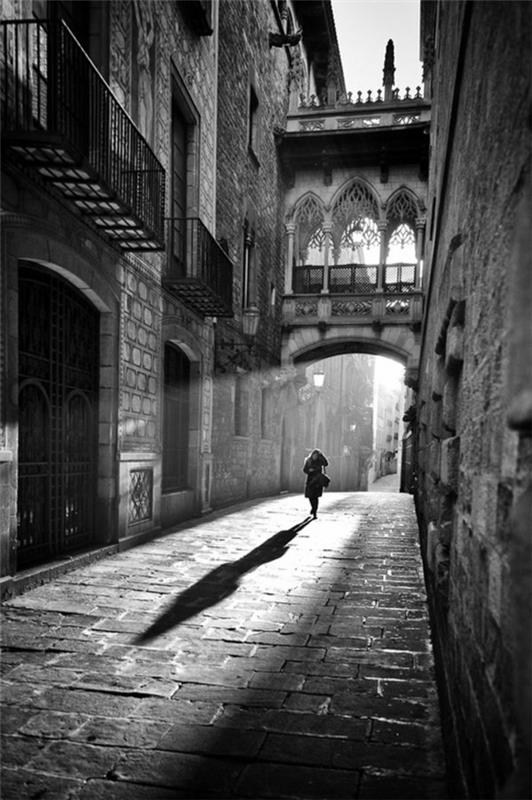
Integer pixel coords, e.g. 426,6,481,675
293,262,417,294
293,265,324,294
330,264,378,294
165,217,233,316
1,19,165,244
384,263,416,293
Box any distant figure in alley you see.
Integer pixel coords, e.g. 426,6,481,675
303,448,329,518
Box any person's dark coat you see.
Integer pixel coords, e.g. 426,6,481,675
303,450,329,499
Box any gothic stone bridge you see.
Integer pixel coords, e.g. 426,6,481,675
281,284,423,385
277,74,430,385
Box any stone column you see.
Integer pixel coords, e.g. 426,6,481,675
321,222,332,294
285,222,295,294
415,217,426,289
377,220,388,291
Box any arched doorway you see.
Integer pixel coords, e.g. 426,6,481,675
162,342,190,493
17,264,99,567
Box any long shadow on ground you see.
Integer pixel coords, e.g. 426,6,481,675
134,517,312,644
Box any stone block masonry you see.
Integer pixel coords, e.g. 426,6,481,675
1,491,447,799
415,2,531,797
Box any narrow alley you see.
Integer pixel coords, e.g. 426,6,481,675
1,491,447,800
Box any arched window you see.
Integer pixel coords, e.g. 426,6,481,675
293,195,327,292
386,189,417,261
18,264,99,567
294,195,326,266
385,190,418,290
332,181,380,263
330,181,380,292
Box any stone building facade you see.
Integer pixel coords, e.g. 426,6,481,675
0,0,333,589
210,0,295,507
415,2,532,797
2,1,531,795
368,361,404,484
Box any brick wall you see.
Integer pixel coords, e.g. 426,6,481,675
416,3,531,797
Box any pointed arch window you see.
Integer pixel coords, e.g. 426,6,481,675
330,181,380,293
293,195,328,292
385,190,418,289
386,191,417,257
294,195,327,266
332,181,380,266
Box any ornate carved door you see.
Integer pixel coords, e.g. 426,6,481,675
17,264,99,567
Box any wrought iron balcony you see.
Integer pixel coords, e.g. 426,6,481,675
163,217,233,318
1,19,165,250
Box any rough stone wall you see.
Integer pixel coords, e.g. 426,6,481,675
415,2,532,797
211,0,292,506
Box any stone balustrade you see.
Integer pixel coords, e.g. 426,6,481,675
282,290,424,328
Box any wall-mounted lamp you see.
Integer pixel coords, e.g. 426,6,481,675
242,305,260,338
216,306,260,371
312,369,325,389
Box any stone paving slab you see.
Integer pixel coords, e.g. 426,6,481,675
1,491,448,799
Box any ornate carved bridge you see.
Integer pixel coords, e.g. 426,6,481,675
277,55,430,385
281,283,423,386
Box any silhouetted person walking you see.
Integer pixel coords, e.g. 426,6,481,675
303,448,329,518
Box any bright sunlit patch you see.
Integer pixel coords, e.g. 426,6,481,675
374,355,404,390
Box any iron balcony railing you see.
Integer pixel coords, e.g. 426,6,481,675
163,217,233,318
293,262,417,294
330,265,378,294
1,19,165,250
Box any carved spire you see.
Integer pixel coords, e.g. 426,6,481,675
383,39,395,102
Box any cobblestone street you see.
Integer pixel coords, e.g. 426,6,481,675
1,491,447,799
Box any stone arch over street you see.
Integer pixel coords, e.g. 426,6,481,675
282,324,420,386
